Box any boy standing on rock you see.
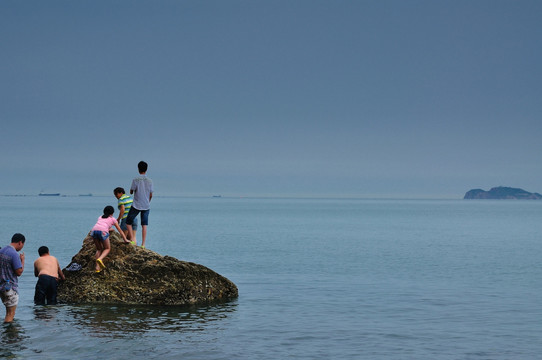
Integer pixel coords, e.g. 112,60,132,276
34,246,65,305
114,187,138,244
126,161,153,249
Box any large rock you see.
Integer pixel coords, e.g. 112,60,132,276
57,232,238,305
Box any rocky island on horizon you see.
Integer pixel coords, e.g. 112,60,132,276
464,186,542,200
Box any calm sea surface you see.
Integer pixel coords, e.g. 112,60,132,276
0,196,541,359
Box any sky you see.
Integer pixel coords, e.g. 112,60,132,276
1,0,541,198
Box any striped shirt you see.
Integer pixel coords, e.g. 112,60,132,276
117,194,134,220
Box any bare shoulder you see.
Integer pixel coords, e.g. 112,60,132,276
36,255,59,265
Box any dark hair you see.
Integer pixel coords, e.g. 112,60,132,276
102,205,115,218
38,246,49,256
114,187,125,195
138,161,148,173
11,233,25,244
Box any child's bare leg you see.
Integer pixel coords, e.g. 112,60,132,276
94,237,107,271
127,224,135,245
98,239,110,262
93,238,103,270
141,225,147,248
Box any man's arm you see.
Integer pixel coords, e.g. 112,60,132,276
16,253,24,276
57,260,65,281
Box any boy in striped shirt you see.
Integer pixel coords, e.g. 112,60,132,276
114,187,138,244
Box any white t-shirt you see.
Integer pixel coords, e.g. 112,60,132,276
130,175,153,210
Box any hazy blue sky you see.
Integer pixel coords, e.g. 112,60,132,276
2,0,541,198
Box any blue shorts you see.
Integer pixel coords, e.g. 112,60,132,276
91,230,109,241
120,217,138,231
126,207,150,226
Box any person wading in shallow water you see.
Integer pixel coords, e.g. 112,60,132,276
34,246,65,305
0,233,26,323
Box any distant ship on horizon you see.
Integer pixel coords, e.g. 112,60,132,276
39,192,60,196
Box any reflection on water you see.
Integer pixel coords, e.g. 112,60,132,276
33,306,61,322
1,297,239,358
0,322,28,358
65,300,238,338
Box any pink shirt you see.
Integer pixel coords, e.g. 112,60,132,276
91,216,118,233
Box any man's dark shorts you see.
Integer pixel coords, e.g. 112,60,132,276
34,274,58,305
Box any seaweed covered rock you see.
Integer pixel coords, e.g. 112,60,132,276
58,232,238,305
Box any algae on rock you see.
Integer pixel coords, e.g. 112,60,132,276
58,232,238,305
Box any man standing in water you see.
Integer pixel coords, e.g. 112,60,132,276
126,161,153,249
34,246,65,305
0,233,25,323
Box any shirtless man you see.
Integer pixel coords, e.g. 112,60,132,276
33,246,65,305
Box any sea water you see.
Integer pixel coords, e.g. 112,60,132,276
0,196,541,359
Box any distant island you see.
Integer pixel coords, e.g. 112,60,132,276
464,186,542,200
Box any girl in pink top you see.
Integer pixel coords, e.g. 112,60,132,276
90,206,128,272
